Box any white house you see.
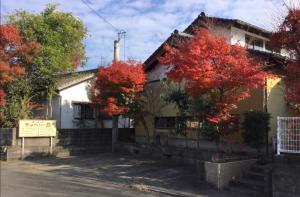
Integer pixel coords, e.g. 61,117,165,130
50,69,130,129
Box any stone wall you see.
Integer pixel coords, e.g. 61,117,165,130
273,155,300,197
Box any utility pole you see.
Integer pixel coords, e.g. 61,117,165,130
81,0,126,153
111,31,125,153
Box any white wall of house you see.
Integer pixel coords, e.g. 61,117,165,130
148,63,170,81
211,24,231,43
52,79,129,129
59,80,92,129
230,26,247,46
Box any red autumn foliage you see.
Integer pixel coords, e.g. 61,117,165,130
93,60,146,116
0,25,39,105
271,8,300,112
159,28,266,124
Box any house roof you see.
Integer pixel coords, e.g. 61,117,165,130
144,30,192,71
143,13,274,71
57,69,98,91
183,14,271,37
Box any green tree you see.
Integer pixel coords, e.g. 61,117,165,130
7,4,87,119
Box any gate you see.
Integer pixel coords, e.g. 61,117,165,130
277,117,300,155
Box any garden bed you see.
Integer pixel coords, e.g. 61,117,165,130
204,158,258,190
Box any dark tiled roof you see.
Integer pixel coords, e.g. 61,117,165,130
143,30,192,71
57,69,98,91
143,14,272,71
184,15,271,37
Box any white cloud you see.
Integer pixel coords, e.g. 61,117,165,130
2,0,286,69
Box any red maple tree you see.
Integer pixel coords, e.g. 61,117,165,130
271,7,300,112
160,28,266,124
93,60,146,116
0,25,39,105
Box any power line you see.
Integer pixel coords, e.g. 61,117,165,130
81,0,119,32
0,0,2,26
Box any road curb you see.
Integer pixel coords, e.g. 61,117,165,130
138,185,197,197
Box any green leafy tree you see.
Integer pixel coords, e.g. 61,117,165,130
8,4,87,119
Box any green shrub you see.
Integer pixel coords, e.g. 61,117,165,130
242,111,271,151
201,121,219,141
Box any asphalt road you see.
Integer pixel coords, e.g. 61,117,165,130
0,161,157,197
0,154,239,197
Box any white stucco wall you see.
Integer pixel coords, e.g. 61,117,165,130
230,26,246,46
148,63,170,81
211,24,231,43
53,79,129,129
59,80,94,129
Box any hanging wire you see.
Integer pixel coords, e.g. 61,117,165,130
81,0,119,32
0,0,2,38
0,0,2,26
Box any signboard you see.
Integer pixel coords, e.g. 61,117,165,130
19,120,57,137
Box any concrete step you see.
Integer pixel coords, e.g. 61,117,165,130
244,171,265,181
229,184,262,197
235,178,264,191
250,165,265,174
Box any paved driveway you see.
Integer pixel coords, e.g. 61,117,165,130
0,153,238,197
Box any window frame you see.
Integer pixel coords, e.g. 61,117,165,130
73,102,95,120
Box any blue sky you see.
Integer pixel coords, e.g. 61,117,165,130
2,0,283,70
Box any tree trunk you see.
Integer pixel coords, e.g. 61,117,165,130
47,95,53,119
141,116,150,144
152,117,157,144
185,135,188,150
197,127,200,152
112,115,119,153
215,131,221,161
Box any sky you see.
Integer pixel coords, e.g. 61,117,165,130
2,0,285,70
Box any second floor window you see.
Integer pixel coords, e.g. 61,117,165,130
245,35,263,50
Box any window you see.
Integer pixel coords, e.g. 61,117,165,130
245,35,264,50
186,119,200,129
73,103,94,120
155,116,201,129
155,117,175,129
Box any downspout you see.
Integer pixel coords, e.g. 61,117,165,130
59,94,62,129
263,77,269,157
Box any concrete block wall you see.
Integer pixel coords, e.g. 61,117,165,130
1,128,134,160
273,155,300,197
0,128,16,146
204,159,257,190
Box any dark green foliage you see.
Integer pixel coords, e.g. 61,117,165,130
164,87,190,136
242,111,271,151
164,88,190,112
201,121,219,141
190,95,213,120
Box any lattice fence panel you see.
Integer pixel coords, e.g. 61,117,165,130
277,117,300,155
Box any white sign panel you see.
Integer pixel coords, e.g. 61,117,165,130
19,120,57,137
